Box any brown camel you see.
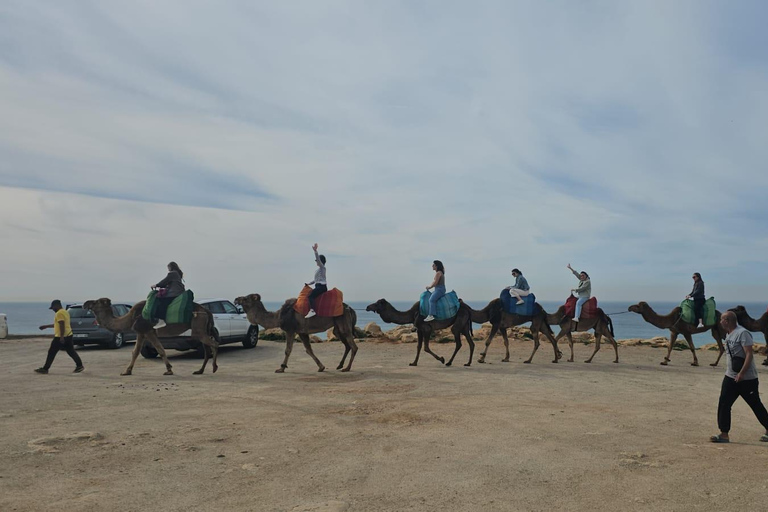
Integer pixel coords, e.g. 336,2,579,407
546,306,619,363
83,298,218,375
729,305,768,366
463,299,562,364
628,301,724,366
365,299,475,367
234,294,358,373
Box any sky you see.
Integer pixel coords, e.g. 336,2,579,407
1,0,768,304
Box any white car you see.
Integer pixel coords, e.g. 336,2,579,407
140,298,258,359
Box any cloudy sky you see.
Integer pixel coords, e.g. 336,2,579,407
2,0,767,303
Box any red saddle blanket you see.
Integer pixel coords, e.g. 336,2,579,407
294,286,344,317
563,296,599,319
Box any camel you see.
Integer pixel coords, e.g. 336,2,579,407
83,298,218,375
234,294,358,373
463,299,562,364
628,301,724,366
365,299,475,367
729,305,768,366
546,306,619,363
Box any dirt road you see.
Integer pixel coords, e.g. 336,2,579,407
1,337,767,511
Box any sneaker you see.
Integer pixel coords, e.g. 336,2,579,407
74,366,85,373
424,315,435,322
697,321,704,329
572,317,579,323
34,367,48,374
516,300,525,305
154,320,167,329
305,310,316,319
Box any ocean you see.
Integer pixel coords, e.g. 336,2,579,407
3,300,766,347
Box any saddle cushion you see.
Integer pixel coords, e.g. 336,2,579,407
419,290,460,320
142,290,195,324
500,290,537,316
294,285,344,317
680,297,717,327
563,296,598,319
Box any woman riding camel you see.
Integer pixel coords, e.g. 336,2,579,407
686,272,705,329
567,263,591,323
304,243,327,319
505,268,530,305
151,261,185,319
424,260,446,322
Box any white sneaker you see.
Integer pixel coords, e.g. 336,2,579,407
697,321,704,328
154,320,167,329
572,317,579,323
305,310,316,319
516,300,525,305
424,315,435,322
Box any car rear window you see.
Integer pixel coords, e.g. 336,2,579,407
68,307,95,319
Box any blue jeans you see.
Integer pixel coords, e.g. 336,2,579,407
575,297,588,319
429,285,446,316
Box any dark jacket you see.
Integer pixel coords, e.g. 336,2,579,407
690,280,705,300
156,271,185,298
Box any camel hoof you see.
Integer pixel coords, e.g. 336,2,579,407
164,370,174,375
477,359,486,364
336,364,344,370
192,370,203,375
567,358,574,362
710,363,718,367
660,361,669,366
552,359,558,364
445,361,452,367
120,371,132,376
318,367,325,372
409,362,418,367
275,368,285,373
584,360,592,364
691,362,699,367
523,360,531,364
341,368,350,373
212,365,218,374
501,358,510,362
464,363,471,367
614,360,619,363
439,357,445,365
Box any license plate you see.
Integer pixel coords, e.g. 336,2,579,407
73,334,88,338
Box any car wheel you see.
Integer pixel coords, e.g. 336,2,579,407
140,344,158,359
243,326,259,348
107,332,124,349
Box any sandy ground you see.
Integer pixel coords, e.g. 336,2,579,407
1,336,768,512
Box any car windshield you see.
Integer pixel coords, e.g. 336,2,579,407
68,307,94,319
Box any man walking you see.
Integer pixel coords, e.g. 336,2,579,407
710,310,768,443
34,300,84,374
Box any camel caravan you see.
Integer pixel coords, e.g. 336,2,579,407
74,253,768,377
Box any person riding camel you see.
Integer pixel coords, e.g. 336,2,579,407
567,263,591,323
686,272,705,329
424,260,446,322
304,243,327,319
151,262,185,321
505,268,530,305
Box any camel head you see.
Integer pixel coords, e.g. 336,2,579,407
366,299,389,313
234,294,262,312
728,305,747,317
628,302,649,314
83,298,113,314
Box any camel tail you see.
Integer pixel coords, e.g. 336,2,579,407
607,314,614,338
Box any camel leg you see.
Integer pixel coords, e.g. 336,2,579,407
410,331,424,366
683,333,698,366
541,325,562,363
500,328,511,362
602,327,619,363
444,330,462,367
422,332,446,365
710,328,724,367
524,332,542,364
340,330,358,372
194,343,210,375
337,337,351,370
146,333,173,375
560,330,574,362
276,331,296,373
122,333,146,376
585,333,601,363
661,332,678,365
299,333,326,372
477,324,500,363
463,326,475,367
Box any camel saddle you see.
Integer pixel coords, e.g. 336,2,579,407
680,297,717,327
500,290,536,316
563,296,598,320
419,290,460,320
142,290,195,324
294,286,344,317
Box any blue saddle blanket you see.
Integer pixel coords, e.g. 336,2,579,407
500,290,536,316
419,290,460,320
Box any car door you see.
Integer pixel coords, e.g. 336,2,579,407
221,300,248,339
205,301,230,340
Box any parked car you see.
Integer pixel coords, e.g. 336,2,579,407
67,303,137,349
141,298,258,358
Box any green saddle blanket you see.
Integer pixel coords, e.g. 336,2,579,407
142,290,195,324
680,297,716,327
